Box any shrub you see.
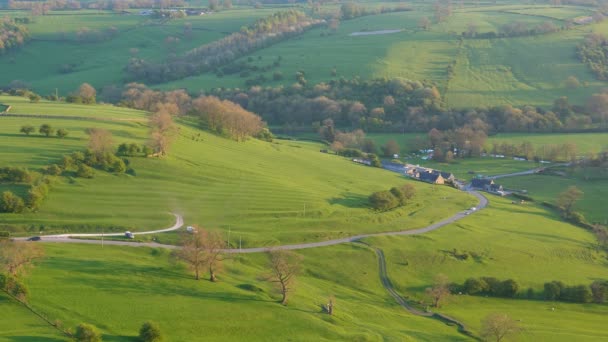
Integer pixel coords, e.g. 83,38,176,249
19,125,35,135
56,128,69,139
76,164,95,179
46,164,63,176
464,277,488,295
501,279,519,298
544,281,565,300
369,190,398,211
562,285,592,303
74,323,102,342
0,191,25,213
139,321,163,342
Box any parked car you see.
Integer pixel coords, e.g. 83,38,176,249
27,236,41,241
125,231,134,239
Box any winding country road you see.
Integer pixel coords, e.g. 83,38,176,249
27,192,487,253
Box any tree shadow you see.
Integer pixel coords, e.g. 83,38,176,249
6,337,66,342
328,192,369,209
102,335,138,342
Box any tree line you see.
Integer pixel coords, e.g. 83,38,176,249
578,33,608,81
125,10,324,83
6,0,186,12
0,17,29,54
203,77,605,133
456,276,608,303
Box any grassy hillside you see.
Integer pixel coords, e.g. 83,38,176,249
2,2,606,108
500,174,608,224
0,96,476,246
0,293,67,342
16,243,467,342
365,195,608,341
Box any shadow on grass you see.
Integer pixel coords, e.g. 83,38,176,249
103,334,138,342
328,193,369,209
6,337,66,342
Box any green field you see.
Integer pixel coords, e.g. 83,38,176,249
13,243,468,342
500,174,608,224
2,2,606,108
0,96,476,246
365,195,608,341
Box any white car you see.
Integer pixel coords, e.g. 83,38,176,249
470,207,477,211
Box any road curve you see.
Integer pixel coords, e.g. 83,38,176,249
17,213,184,241
32,192,487,253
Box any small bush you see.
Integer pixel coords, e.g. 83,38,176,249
74,323,102,342
139,321,163,342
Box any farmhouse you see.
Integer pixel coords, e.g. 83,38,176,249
419,172,445,184
471,178,504,194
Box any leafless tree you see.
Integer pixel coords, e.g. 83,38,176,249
173,228,225,281
480,313,521,342
265,250,302,305
86,128,114,155
78,83,97,104
425,273,451,308
148,109,176,156
0,240,44,277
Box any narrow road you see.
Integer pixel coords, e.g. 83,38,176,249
30,192,487,253
16,213,183,241
369,244,478,340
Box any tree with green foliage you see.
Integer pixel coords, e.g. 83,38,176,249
369,190,398,211
46,164,62,176
500,279,519,298
19,125,35,135
464,277,488,295
0,191,25,213
480,313,521,342
544,281,565,300
76,164,94,178
368,153,381,168
139,321,163,342
56,128,68,139
591,280,608,303
28,93,41,103
556,186,583,216
39,124,54,137
74,323,102,342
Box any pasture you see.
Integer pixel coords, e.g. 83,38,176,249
365,195,608,340
500,174,608,224
0,96,477,246
1,2,605,109
16,242,467,342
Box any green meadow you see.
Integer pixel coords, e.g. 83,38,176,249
365,195,608,341
0,96,476,246
14,243,468,342
1,2,605,108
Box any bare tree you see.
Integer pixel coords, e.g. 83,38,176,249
173,228,225,281
86,128,114,155
266,250,302,305
200,229,225,282
556,186,583,215
480,313,521,342
425,273,451,308
78,83,97,104
0,240,44,277
148,109,176,156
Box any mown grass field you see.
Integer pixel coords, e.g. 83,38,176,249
0,96,477,246
13,243,468,342
365,195,608,341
